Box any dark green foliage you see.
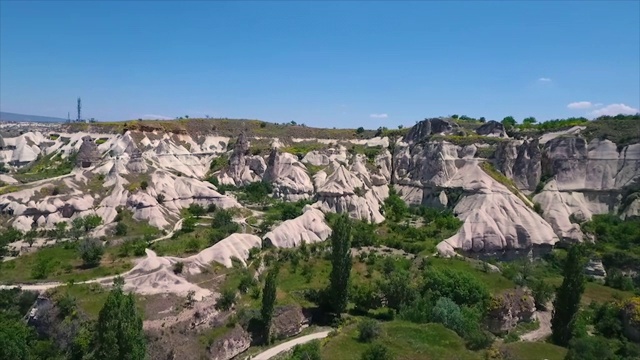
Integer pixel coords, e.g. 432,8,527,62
288,340,322,360
209,154,229,172
172,261,184,274
140,180,148,190
212,209,234,228
582,215,640,280
181,216,197,233
187,203,206,217
95,279,145,360
530,278,554,310
582,115,640,147
82,214,103,232
328,214,352,316
352,220,378,247
592,302,624,339
215,288,236,311
32,252,54,279
551,245,587,346
360,342,395,360
78,237,104,268
501,116,516,129
261,265,279,342
565,336,619,360
358,319,382,342
356,127,365,134
421,268,490,309
605,268,635,291
383,188,408,223
0,313,33,360
378,270,417,311
238,181,273,203
114,222,128,236
351,283,382,313
209,209,239,244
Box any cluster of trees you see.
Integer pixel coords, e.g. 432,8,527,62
0,278,145,360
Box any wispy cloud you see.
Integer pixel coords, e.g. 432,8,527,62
370,113,388,119
589,103,639,117
141,114,173,120
538,77,552,82
567,101,593,109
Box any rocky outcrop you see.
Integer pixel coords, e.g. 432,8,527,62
487,288,536,335
584,259,607,280
208,325,251,360
403,118,459,143
476,120,507,138
76,136,101,168
495,139,541,191
263,206,332,248
263,150,314,201
219,132,264,186
271,305,310,340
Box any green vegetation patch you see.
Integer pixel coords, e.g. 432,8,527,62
500,342,567,360
13,151,78,183
321,321,482,360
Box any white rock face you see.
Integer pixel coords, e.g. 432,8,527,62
263,206,332,248
188,233,261,269
434,163,558,256
263,151,314,201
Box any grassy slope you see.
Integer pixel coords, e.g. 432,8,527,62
500,342,567,360
321,321,482,360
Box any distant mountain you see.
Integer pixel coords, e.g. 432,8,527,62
0,111,67,123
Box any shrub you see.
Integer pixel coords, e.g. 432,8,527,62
360,343,394,360
422,268,490,309
78,238,104,268
430,297,465,334
114,222,128,236
173,261,184,274
156,194,165,204
358,319,382,342
32,254,53,279
289,340,321,360
140,180,148,190
530,278,554,310
238,271,257,294
214,288,236,311
356,127,365,134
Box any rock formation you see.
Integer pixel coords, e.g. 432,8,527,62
476,120,507,137
263,150,314,201
486,288,536,334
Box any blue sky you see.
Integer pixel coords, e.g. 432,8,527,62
1,1,638,128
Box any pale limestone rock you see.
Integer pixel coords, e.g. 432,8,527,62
263,206,332,248
263,150,314,201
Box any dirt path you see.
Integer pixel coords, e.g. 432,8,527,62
251,330,331,360
520,309,552,342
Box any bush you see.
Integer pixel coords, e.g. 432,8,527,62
140,180,148,190
430,297,465,334
82,214,103,232
214,288,236,311
566,336,619,360
173,261,184,274
78,238,104,268
289,340,321,360
356,127,365,134
114,222,128,236
358,319,382,342
422,268,490,309
156,194,165,204
31,254,53,279
360,343,394,360
530,278,554,310
187,203,206,217
238,271,257,294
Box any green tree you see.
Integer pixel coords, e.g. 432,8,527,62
94,278,145,360
83,214,103,232
78,237,104,268
501,116,516,129
523,117,537,126
114,222,128,236
530,278,554,310
24,229,37,248
54,222,68,240
289,340,321,360
215,288,236,311
261,265,279,342
378,270,416,311
328,214,352,316
383,188,408,222
0,313,32,360
181,216,197,233
421,268,489,308
551,245,587,346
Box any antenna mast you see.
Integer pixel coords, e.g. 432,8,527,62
77,97,82,122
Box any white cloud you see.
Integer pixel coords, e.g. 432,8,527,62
141,114,173,120
538,77,552,82
567,101,593,109
589,103,639,117
594,103,603,107
370,113,388,119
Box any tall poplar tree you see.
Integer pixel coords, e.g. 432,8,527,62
328,214,353,316
551,245,587,346
261,265,279,343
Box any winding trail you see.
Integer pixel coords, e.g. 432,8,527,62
520,309,552,342
250,330,331,360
